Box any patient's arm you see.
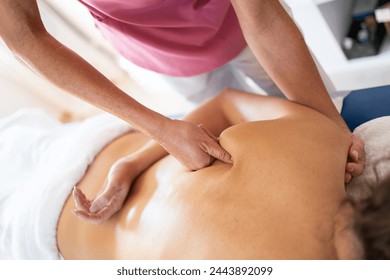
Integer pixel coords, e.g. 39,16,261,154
73,139,167,224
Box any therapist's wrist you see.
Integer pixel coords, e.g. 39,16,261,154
147,114,172,142
122,102,171,140
334,116,351,134
149,117,176,151
316,102,351,133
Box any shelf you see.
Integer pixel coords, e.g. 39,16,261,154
283,0,390,92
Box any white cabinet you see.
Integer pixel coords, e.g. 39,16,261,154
283,0,390,92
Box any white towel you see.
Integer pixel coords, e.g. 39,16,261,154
0,109,133,259
346,116,390,202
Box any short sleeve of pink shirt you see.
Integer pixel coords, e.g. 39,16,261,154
78,0,247,77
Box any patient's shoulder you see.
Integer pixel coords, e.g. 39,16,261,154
221,104,350,151
218,111,351,175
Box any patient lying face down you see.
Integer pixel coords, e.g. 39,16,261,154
57,89,376,260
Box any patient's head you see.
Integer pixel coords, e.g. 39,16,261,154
355,177,390,259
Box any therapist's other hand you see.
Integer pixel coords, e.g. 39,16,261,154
157,120,233,170
345,133,365,184
72,158,136,224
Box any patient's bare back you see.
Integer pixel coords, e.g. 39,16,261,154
58,102,351,259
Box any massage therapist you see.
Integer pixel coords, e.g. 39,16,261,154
0,0,364,180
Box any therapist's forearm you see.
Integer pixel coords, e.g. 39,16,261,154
231,0,349,131
11,31,168,136
0,0,168,138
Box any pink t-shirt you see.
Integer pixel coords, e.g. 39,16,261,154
78,0,247,76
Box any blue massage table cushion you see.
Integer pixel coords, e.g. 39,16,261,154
341,85,390,132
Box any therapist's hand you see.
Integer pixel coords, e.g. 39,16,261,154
345,133,365,184
156,119,233,170
72,158,137,224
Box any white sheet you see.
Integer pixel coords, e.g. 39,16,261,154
0,109,132,259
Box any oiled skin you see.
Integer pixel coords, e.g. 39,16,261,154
57,99,352,260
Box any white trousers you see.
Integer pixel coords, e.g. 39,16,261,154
119,46,284,114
